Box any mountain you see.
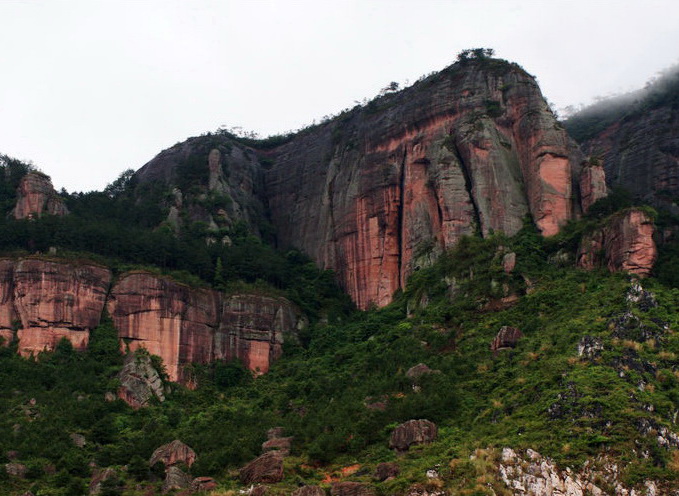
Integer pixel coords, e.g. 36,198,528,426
1,54,679,495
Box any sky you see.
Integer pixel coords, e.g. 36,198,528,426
1,0,678,193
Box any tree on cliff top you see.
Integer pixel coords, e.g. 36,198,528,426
457,48,495,62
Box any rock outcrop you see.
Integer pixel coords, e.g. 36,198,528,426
162,466,192,493
490,326,523,353
150,440,197,468
109,272,300,382
239,452,284,484
0,258,111,356
117,351,165,408
577,209,657,277
389,419,438,451
12,172,68,220
133,58,585,309
579,161,608,213
374,462,400,481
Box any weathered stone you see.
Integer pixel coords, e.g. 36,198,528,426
577,209,657,277
162,466,191,493
89,467,117,495
374,462,400,481
267,427,285,440
192,476,218,491
261,437,292,456
490,326,523,353
150,440,196,468
579,162,607,213
5,462,27,478
406,484,447,496
70,433,86,448
502,252,517,274
330,482,376,496
577,336,604,360
389,419,438,451
117,351,165,409
250,486,268,496
12,172,68,220
292,486,326,496
10,259,111,357
405,363,439,380
239,451,284,484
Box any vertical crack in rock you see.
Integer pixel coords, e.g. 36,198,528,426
454,140,482,234
397,147,407,288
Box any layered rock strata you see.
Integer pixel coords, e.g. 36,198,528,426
577,209,657,277
13,172,69,220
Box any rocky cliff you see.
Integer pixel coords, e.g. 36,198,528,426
134,58,586,309
108,273,300,382
12,172,69,220
0,259,300,382
0,258,111,355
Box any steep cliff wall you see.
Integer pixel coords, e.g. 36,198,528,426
265,60,583,308
108,273,300,382
0,258,111,355
12,172,69,220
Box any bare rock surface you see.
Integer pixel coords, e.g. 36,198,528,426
389,419,438,451
117,351,165,409
150,440,196,468
239,451,284,484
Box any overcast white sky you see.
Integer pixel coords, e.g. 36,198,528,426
1,0,678,192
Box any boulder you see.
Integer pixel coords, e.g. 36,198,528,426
239,451,284,484
262,437,292,456
5,462,27,478
250,486,268,496
502,252,517,274
490,326,523,353
292,486,326,496
192,476,218,491
405,363,440,380
118,351,165,409
150,440,196,468
374,462,400,481
389,419,438,451
330,482,376,496
162,466,191,493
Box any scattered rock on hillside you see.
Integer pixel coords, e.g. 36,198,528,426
490,326,523,353
389,420,438,452
267,427,285,440
89,468,118,495
262,437,292,456
405,484,447,496
292,486,326,496
239,451,284,484
405,363,440,381
502,252,517,273
117,351,165,409
577,336,603,360
12,172,69,220
330,482,376,496
192,476,218,491
150,440,196,468
5,462,27,478
250,486,269,496
374,462,400,481
162,466,192,493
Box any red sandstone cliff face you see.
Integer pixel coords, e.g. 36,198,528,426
13,172,69,220
577,209,657,277
264,60,583,308
108,272,300,382
0,258,111,355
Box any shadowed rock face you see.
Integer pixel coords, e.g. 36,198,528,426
577,209,657,277
581,106,679,209
117,351,165,409
0,259,111,356
13,172,68,220
109,272,300,382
